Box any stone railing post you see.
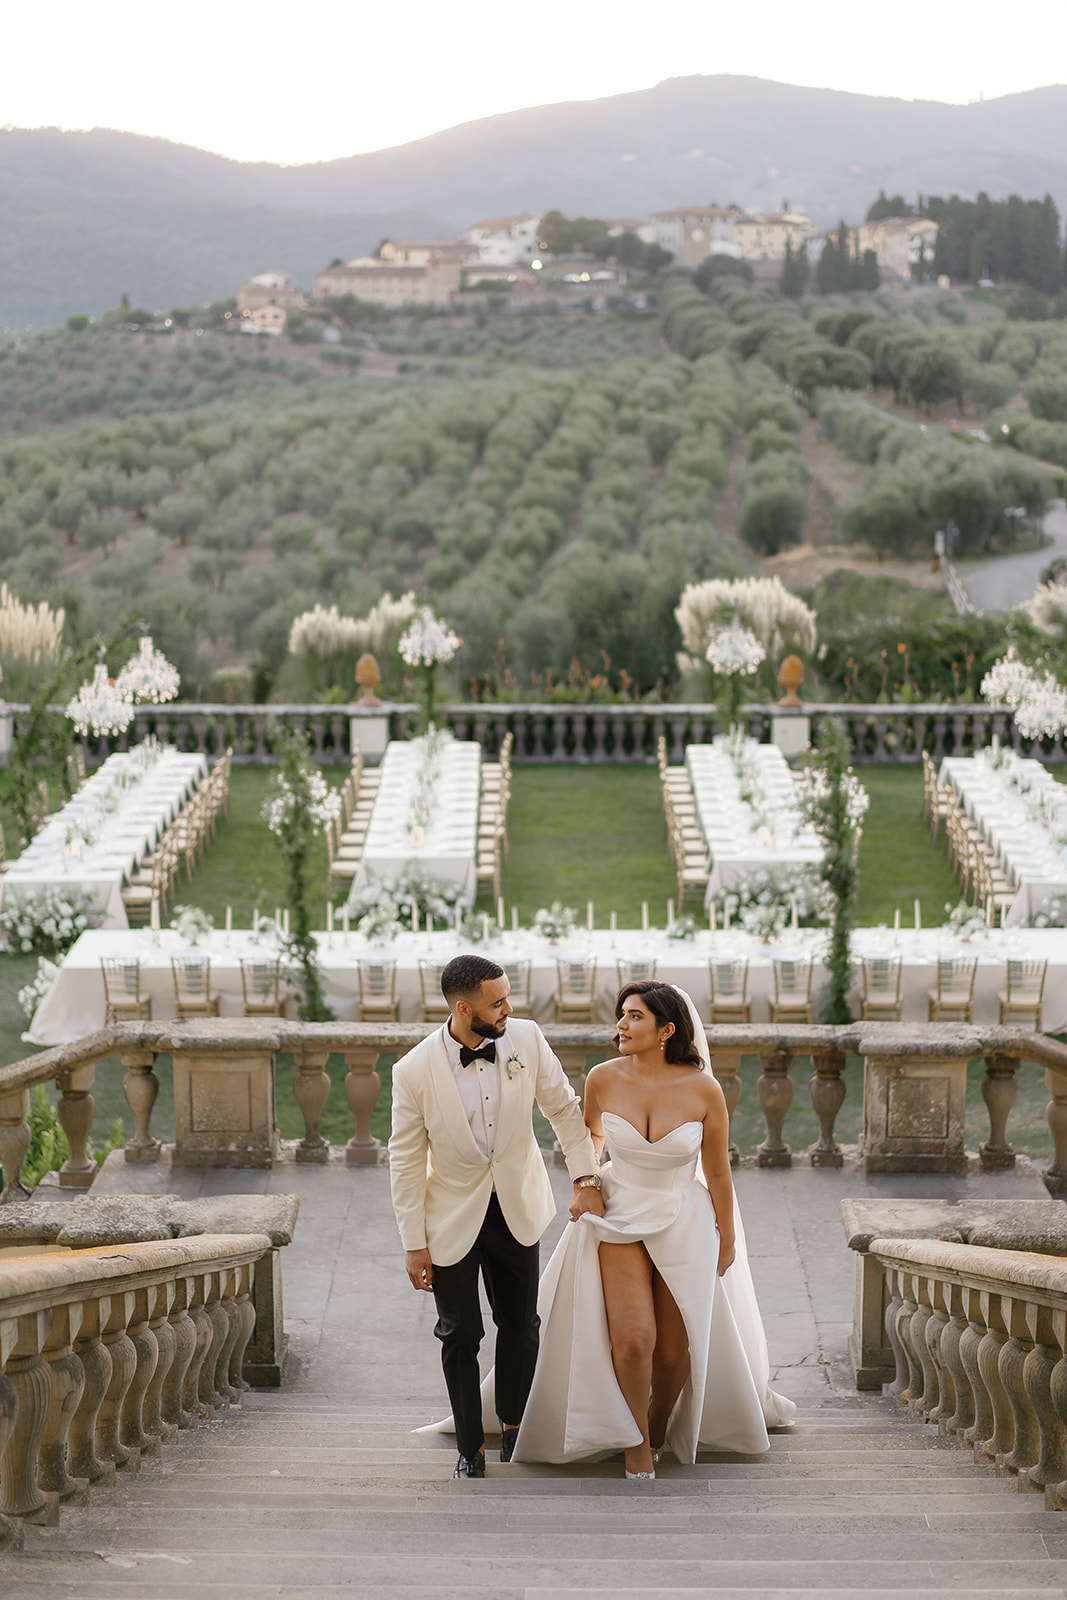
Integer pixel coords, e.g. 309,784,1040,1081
97,1290,138,1471
121,1287,161,1459
938,1281,971,1439
0,1372,19,1549
37,1301,88,1504
710,1054,742,1167
960,1284,991,1452
0,1088,31,1203
292,1047,332,1163
121,1048,161,1162
980,1052,1018,1169
975,1290,1011,1468
1045,1067,1067,1196
164,1278,198,1431
997,1294,1039,1481
809,1051,845,1167
68,1296,115,1486
1023,1302,1066,1495
1047,1308,1067,1509
756,1050,793,1167
144,1282,178,1447
55,1062,97,1187
0,1308,54,1525
343,1048,381,1165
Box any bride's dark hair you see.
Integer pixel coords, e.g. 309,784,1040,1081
613,981,704,1068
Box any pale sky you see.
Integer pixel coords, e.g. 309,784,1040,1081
3,0,1064,166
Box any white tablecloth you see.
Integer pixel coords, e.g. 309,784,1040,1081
1,750,208,930
686,740,823,909
27,924,1067,1045
349,735,481,902
940,754,1067,926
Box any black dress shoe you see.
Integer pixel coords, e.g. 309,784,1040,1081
453,1452,485,1479
499,1426,520,1464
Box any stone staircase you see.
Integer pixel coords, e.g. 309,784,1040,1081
3,1390,1066,1598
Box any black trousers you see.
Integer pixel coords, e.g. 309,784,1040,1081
431,1193,540,1460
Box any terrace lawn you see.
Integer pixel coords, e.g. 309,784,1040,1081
0,761,1055,1167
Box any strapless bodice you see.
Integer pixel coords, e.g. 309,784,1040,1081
600,1111,702,1194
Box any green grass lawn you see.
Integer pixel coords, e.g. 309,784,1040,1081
0,758,1058,1174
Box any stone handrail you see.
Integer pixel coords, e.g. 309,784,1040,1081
865,1235,1067,1508
3,1020,1067,1200
2,700,1056,766
0,1231,271,1548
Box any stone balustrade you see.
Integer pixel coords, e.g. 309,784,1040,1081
0,1231,271,1549
2,1020,1067,1198
3,700,1055,767
862,1234,1067,1509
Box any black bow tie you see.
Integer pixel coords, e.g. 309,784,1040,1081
460,1042,497,1068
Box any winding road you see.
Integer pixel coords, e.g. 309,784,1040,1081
958,500,1067,612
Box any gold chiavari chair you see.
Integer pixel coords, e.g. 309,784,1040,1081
101,957,152,1024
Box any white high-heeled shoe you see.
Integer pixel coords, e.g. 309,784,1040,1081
625,1468,656,1480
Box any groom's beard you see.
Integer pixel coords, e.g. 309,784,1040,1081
470,1011,507,1041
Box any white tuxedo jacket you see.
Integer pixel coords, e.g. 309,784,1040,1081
389,1017,598,1267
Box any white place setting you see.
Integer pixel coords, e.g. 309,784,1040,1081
686,736,824,906
940,750,1067,926
0,745,208,930
348,732,482,902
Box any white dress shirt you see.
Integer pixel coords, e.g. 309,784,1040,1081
443,1020,502,1162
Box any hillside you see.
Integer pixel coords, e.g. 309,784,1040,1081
4,77,1067,327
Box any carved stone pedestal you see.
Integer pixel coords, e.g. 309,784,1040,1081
862,1049,968,1173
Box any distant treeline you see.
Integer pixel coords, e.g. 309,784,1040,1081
867,188,1065,294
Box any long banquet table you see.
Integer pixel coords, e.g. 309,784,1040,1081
1,748,208,930
348,734,481,902
940,753,1067,926
686,740,823,908
26,923,1067,1046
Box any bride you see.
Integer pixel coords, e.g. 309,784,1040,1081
512,979,795,1476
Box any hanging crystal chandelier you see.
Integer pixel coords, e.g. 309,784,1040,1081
65,664,136,736
706,613,766,677
115,636,180,704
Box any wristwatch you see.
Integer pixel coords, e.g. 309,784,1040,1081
575,1174,602,1190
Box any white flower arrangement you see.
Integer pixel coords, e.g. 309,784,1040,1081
262,767,341,838
347,870,466,942
288,592,417,661
943,901,988,942
170,904,215,944
665,913,699,941
1033,894,1067,929
794,763,870,828
18,955,61,1022
675,576,817,675
532,902,579,943
713,867,830,944
398,607,461,668
64,818,97,850
981,646,1067,740
0,887,101,957
115,637,180,704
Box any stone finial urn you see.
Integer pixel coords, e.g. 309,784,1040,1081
777,654,805,708
355,653,382,707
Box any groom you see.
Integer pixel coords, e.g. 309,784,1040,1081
389,953,604,1478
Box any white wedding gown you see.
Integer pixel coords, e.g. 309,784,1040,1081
428,1110,795,1463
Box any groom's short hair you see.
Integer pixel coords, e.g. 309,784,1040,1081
441,954,505,1004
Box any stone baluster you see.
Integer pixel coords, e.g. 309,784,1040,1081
1022,1302,1065,1494
808,1052,845,1167
121,1048,161,1163
634,713,651,762
229,1263,257,1395
185,1277,215,1421
120,1287,160,1458
192,714,208,754
924,1279,952,1424
951,712,968,758
1043,1067,1067,1197
143,1282,178,1447
960,1285,992,1451
96,1291,138,1471
1046,1308,1067,1509
55,1063,97,1187
997,1294,1039,1482
991,711,1008,745
163,1278,199,1430
591,713,608,762
67,1296,115,1486
979,1053,1018,1169
329,713,346,762
0,1372,21,1549
938,1282,972,1441
531,712,547,760
293,1047,332,1163
0,1308,54,1523
310,715,327,763
871,714,888,762
252,713,269,762
894,1272,923,1411
711,1054,742,1167
343,1048,382,1165
756,1050,793,1167
931,714,947,763
911,712,928,762
907,1277,937,1419
37,1301,88,1504
174,713,190,751
213,1268,245,1407
552,1047,588,1168
669,715,688,763
0,1087,31,1202
975,1290,1011,1468
883,1269,908,1400
690,712,707,746
193,1274,226,1412
472,710,489,754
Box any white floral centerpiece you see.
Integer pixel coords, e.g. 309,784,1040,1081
398,606,461,733
1034,894,1067,929
712,866,830,944
532,902,578,943
262,766,341,839
170,904,215,945
705,613,765,732
0,886,101,957
943,902,988,942
665,913,699,941
347,869,467,943
18,956,60,1022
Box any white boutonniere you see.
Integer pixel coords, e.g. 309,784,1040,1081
504,1053,526,1080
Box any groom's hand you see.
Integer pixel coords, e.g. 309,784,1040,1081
569,1182,605,1221
406,1249,434,1291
